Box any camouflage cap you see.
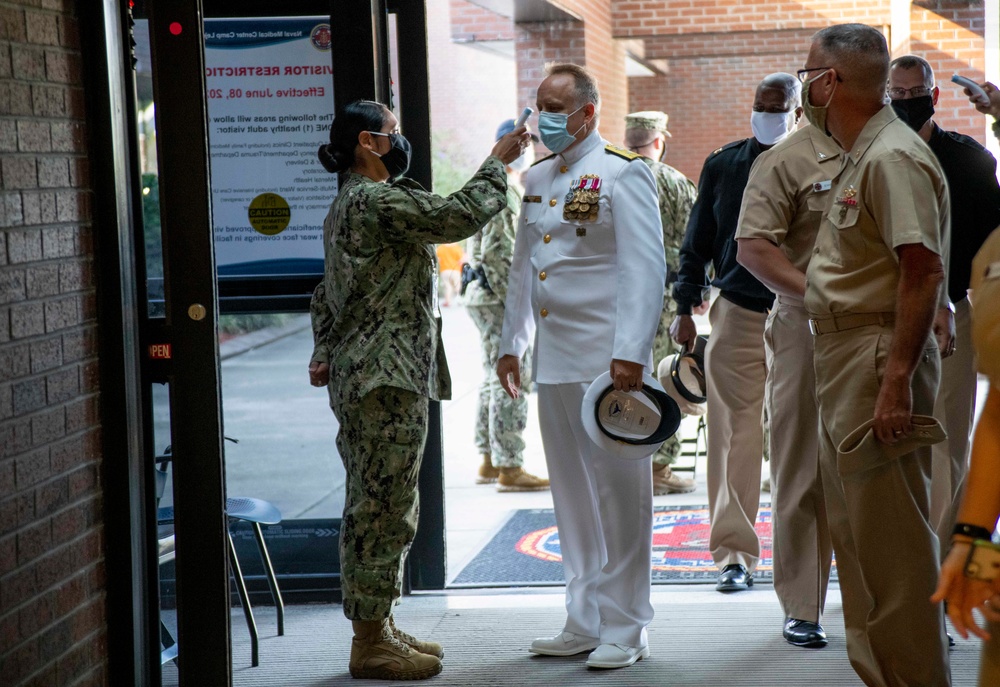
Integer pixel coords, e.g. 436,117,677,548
625,110,671,137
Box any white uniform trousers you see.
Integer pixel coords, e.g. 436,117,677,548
705,295,769,572
763,297,833,622
537,382,654,647
930,297,977,554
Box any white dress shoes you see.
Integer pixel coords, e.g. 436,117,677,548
585,642,650,669
529,631,601,657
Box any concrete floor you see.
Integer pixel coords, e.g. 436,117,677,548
156,301,992,686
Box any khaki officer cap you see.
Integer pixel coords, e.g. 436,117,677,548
625,110,671,137
971,226,1000,383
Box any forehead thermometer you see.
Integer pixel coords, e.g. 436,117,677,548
951,74,989,105
514,107,533,128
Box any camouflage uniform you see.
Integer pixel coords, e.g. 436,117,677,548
643,156,697,466
310,157,507,620
466,178,529,468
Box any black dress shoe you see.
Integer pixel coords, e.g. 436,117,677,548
715,564,753,592
783,618,828,648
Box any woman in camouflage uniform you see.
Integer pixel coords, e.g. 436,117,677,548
307,100,527,681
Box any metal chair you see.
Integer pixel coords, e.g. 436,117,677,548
155,440,285,667
671,415,707,479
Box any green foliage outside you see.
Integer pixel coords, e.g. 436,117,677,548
430,130,477,197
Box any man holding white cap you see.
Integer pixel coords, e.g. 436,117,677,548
735,80,839,648
670,74,792,594
497,63,665,669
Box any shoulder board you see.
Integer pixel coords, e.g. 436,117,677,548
711,140,745,157
605,144,641,161
531,153,557,167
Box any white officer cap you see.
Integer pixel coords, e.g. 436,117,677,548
656,335,708,416
580,371,682,460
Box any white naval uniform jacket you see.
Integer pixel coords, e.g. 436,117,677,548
499,129,666,384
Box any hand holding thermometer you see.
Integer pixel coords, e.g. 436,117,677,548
951,74,989,106
514,107,533,129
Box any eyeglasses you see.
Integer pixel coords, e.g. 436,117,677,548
367,130,400,137
796,67,841,83
797,67,830,82
886,86,933,99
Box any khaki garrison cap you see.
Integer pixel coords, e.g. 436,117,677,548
625,110,671,137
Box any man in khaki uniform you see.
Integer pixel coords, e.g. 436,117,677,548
887,56,1000,559
624,110,698,494
735,118,840,648
799,24,951,686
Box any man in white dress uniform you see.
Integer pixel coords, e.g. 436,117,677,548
496,63,666,670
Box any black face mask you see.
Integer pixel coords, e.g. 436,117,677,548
891,95,934,132
378,133,412,179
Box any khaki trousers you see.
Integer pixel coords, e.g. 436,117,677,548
763,297,833,622
931,297,978,554
813,323,949,687
537,382,655,647
705,296,768,572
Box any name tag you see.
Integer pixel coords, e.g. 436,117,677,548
812,180,832,193
523,195,541,203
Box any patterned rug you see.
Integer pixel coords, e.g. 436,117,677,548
451,504,835,586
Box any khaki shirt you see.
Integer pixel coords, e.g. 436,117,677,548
805,106,950,316
971,226,1000,383
736,125,842,302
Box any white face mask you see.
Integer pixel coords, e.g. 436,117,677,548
750,110,797,146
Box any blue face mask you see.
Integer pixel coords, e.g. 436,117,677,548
538,104,587,153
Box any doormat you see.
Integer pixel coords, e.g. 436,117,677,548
450,505,836,587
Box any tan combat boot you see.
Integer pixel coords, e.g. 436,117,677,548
475,454,500,484
389,616,444,658
497,467,550,492
652,464,696,495
349,619,442,680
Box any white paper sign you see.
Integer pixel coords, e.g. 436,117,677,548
205,17,336,277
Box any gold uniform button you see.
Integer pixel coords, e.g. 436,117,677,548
549,198,557,207
540,308,548,318
560,165,568,173
539,271,547,281
543,234,551,243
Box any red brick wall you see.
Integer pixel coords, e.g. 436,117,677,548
910,0,989,138
619,0,988,183
514,0,630,153
450,0,513,42
612,0,892,36
0,2,107,686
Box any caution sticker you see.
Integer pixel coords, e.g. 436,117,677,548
248,193,291,236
